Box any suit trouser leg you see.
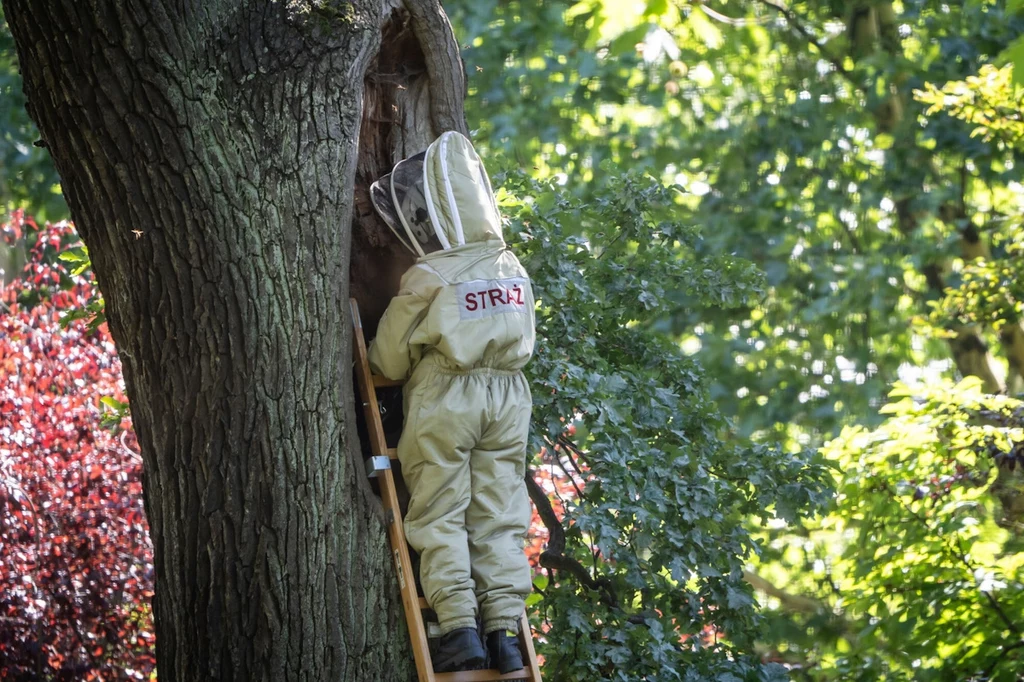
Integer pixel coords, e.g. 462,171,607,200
466,372,533,634
398,375,480,635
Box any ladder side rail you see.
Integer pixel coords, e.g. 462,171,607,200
380,465,436,682
518,611,541,681
350,299,436,682
350,299,391,457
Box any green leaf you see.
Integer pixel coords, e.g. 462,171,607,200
1001,35,1024,86
644,0,668,17
58,246,90,263
725,585,754,609
100,396,128,413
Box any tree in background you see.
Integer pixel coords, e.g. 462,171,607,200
450,0,1024,438
768,60,1024,681
0,6,66,287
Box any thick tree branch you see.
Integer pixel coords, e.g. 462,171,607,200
1000,324,1024,393
950,328,1004,394
524,469,618,608
402,0,468,137
694,1,769,27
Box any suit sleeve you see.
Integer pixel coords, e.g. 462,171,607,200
368,266,443,380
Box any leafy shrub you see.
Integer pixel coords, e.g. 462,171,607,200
502,170,832,681
0,213,154,681
820,379,1024,681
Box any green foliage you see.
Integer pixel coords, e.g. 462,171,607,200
502,169,831,680
915,63,1024,333
1000,0,1024,84
933,241,1023,333
56,244,107,332
453,0,1024,441
453,0,693,192
0,10,66,222
811,379,1023,680
771,50,1024,681
917,64,1024,148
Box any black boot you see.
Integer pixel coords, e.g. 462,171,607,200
486,630,524,674
433,627,486,673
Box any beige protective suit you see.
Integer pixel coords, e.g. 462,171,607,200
368,132,535,636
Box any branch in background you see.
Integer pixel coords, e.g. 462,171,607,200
742,570,826,614
895,198,1004,394
882,482,1022,636
960,160,968,218
752,0,858,86
839,214,864,254
950,328,1004,395
983,639,1024,679
694,1,769,27
554,435,589,486
543,437,586,499
999,324,1024,393
954,536,1022,637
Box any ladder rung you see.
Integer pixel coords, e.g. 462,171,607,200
387,448,398,460
418,597,429,609
373,374,405,388
436,670,532,682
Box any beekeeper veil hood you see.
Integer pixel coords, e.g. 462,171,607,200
370,131,502,257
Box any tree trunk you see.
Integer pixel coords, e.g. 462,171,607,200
846,0,1005,394
998,323,1024,394
1,0,464,679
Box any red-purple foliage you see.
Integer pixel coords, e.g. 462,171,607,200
0,213,155,680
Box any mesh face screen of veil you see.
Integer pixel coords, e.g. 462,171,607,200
370,150,445,257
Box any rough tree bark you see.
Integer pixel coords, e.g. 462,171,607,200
2,0,466,679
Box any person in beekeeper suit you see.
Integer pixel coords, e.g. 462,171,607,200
367,131,534,673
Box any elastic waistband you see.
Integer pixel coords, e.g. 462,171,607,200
415,353,524,378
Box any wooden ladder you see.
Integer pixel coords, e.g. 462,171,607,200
351,299,543,682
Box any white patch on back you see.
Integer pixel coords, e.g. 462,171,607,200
456,277,529,320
